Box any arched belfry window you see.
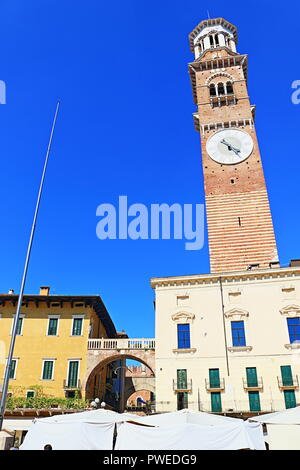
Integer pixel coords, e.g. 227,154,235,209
209,35,214,47
226,81,234,94
210,83,217,97
214,34,219,46
217,82,225,96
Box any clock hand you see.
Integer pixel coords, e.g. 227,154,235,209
220,139,241,156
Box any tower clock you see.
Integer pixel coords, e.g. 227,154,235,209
188,17,279,273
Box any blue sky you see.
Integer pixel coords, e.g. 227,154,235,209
0,0,299,338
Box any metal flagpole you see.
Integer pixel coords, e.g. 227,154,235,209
0,101,60,431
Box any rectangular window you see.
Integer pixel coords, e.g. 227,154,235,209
9,359,17,379
246,367,258,387
287,317,300,344
211,392,222,412
68,361,79,387
72,318,83,336
177,324,190,349
177,369,187,389
231,321,246,347
209,369,220,388
177,392,188,410
42,360,54,380
26,390,35,398
248,391,261,412
281,365,293,387
284,390,297,409
16,317,23,335
47,318,58,336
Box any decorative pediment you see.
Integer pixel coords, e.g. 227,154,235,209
280,305,300,317
224,308,249,319
171,312,195,324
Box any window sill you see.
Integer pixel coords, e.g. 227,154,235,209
285,343,300,350
172,348,197,354
228,346,253,352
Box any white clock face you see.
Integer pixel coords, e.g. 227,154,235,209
206,129,254,164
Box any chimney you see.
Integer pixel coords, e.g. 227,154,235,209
40,286,50,296
8,289,14,294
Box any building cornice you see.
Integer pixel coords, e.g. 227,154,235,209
0,294,117,338
150,266,300,289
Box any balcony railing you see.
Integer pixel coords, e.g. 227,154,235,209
63,379,81,390
173,380,192,392
205,378,225,392
88,338,155,350
210,94,236,108
243,377,263,390
277,375,299,390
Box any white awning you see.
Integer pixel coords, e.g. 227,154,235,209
2,419,35,432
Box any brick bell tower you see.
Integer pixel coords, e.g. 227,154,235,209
188,18,279,273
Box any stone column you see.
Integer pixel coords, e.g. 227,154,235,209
230,39,237,52
218,33,226,47
203,35,210,50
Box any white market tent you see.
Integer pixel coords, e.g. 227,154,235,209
115,409,265,450
20,408,265,450
20,409,139,450
249,406,300,450
131,408,243,426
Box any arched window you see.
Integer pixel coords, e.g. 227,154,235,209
226,81,234,94
215,34,219,47
217,82,225,96
209,84,217,97
209,35,214,47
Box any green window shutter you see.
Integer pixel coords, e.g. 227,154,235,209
284,390,297,409
281,366,293,386
248,391,261,411
9,360,16,379
68,361,79,387
48,318,58,335
209,369,220,388
16,317,23,335
211,392,222,412
177,369,187,389
43,361,53,380
72,318,83,336
246,367,258,387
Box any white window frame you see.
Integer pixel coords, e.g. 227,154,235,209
71,315,84,337
46,315,60,336
66,359,81,387
41,358,56,381
26,389,36,398
10,314,25,336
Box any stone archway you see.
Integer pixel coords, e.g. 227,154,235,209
124,377,156,404
84,351,155,407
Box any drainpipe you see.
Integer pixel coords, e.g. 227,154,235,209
219,277,230,376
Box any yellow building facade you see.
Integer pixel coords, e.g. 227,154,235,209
0,287,117,400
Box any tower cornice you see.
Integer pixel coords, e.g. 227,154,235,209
188,54,248,104
189,17,238,53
